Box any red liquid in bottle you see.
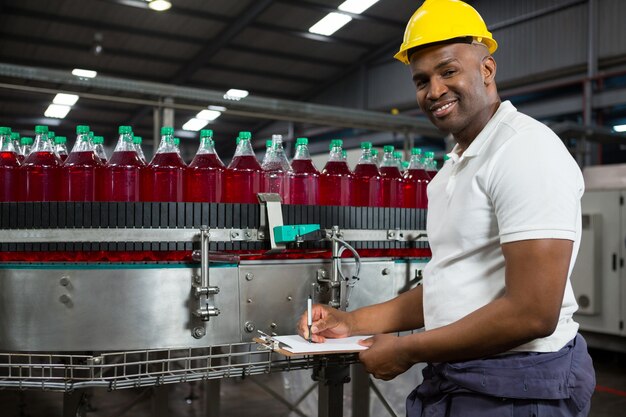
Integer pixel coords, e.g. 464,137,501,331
143,152,186,202
426,170,437,179
104,151,144,201
320,161,352,206
288,159,319,205
59,154,68,163
185,154,225,202
352,164,381,207
17,154,25,165
21,151,63,201
380,166,403,207
64,151,101,201
0,151,20,201
403,168,430,208
224,155,263,204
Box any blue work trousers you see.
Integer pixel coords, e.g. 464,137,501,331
406,334,595,417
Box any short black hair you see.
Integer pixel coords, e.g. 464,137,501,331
407,36,474,62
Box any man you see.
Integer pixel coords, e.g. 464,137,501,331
298,0,596,415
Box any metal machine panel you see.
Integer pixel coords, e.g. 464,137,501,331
573,190,622,335
570,213,602,315
0,266,241,351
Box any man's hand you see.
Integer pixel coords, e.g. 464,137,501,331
358,334,413,381
297,303,352,343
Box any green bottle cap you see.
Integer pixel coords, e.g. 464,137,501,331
296,137,308,145
360,142,372,150
383,145,394,153
161,126,174,135
55,136,67,144
21,137,33,145
133,136,142,144
93,136,104,144
371,149,378,156
238,131,251,140
76,125,90,134
393,151,403,159
35,125,48,134
411,147,422,155
425,151,435,158
342,150,347,158
10,132,20,140
443,154,450,161
48,132,55,140
266,139,272,148
174,138,180,146
0,127,9,135
88,131,94,138
200,129,213,138
402,161,409,169
118,125,132,134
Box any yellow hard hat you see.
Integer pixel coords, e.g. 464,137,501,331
394,0,498,65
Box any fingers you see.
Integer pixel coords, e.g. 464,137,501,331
358,337,374,347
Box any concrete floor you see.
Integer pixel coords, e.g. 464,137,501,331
1,348,625,417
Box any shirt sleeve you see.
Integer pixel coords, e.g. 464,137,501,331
486,124,584,244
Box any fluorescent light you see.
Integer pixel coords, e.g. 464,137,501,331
338,0,380,14
613,124,626,132
44,104,71,119
309,12,352,36
208,105,227,112
72,68,97,78
196,109,222,121
182,118,209,131
147,0,171,11
223,89,249,100
53,93,79,106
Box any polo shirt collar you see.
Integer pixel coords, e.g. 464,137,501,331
448,101,516,161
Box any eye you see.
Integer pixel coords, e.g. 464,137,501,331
415,79,428,90
442,69,456,77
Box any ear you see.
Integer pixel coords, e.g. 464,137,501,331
482,56,497,85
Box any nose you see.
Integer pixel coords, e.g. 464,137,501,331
426,77,448,101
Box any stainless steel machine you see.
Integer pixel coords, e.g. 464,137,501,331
0,196,429,416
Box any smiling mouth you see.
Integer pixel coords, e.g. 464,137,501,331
430,100,457,118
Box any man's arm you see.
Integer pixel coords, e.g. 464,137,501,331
359,238,573,380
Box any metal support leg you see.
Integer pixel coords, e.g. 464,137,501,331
314,362,350,417
63,390,87,417
204,379,221,417
351,363,370,417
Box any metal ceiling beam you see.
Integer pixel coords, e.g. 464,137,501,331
207,62,319,85
0,63,442,136
278,0,405,28
227,44,346,68
252,21,373,49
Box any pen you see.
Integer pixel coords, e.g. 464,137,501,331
307,295,312,343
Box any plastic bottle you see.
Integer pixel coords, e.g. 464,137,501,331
224,131,263,203
288,137,319,205
424,151,437,178
320,139,353,206
185,129,225,202
11,132,24,164
402,161,409,172
0,127,20,201
402,148,430,209
394,151,404,171
261,139,273,166
104,125,144,201
352,141,382,207
54,136,69,162
143,126,186,201
379,145,403,207
93,136,108,164
262,134,291,201
20,137,33,157
371,148,379,166
133,136,147,164
174,138,182,157
21,125,63,201
64,125,103,201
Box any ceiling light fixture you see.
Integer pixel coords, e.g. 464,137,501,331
44,104,72,119
613,124,626,132
147,0,172,11
196,109,222,121
182,118,210,132
72,68,97,78
338,0,380,14
309,12,352,36
223,89,249,100
53,93,80,106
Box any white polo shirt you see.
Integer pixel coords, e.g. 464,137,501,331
423,101,584,353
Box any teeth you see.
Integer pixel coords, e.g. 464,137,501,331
434,102,454,112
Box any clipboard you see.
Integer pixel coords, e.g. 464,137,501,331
254,331,369,357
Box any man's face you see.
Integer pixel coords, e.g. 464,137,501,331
409,43,493,137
